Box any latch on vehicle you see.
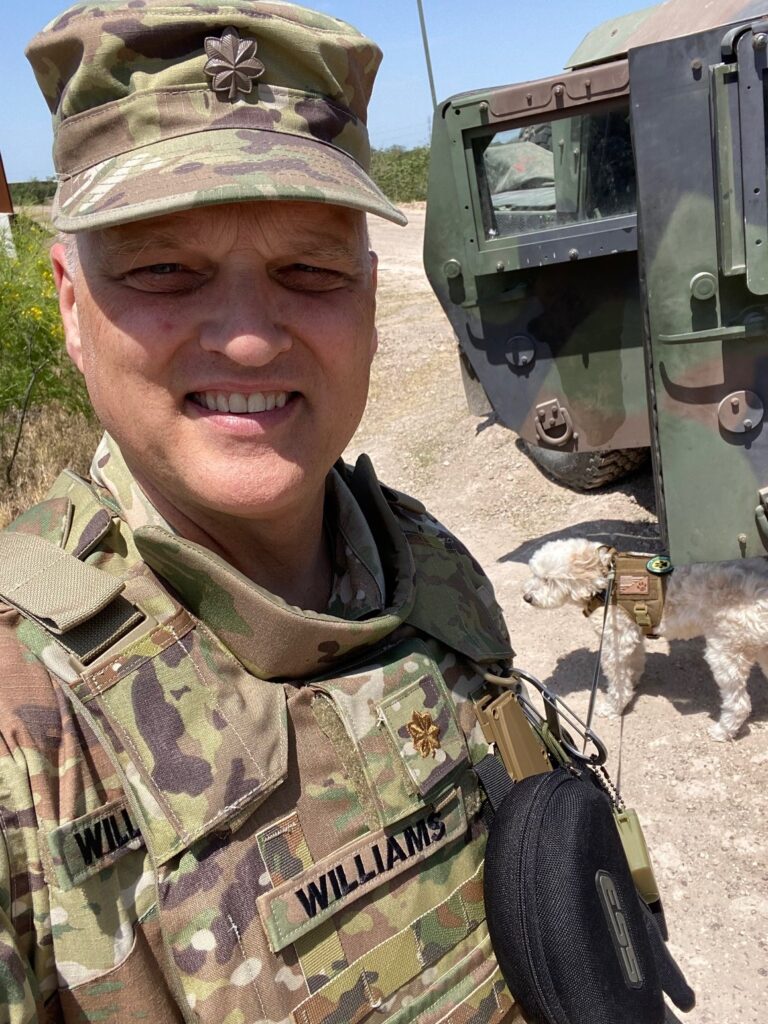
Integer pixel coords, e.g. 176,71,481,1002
534,399,575,447
717,390,764,434
755,487,768,549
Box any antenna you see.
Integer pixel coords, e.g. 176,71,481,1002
417,0,437,109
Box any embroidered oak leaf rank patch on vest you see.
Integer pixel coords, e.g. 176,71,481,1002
406,709,442,758
44,797,144,891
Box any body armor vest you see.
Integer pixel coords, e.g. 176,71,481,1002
0,460,521,1024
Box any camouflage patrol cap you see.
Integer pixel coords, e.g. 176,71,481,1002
26,0,407,230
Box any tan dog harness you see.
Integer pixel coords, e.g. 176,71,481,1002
585,551,673,636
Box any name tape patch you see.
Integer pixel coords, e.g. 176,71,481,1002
258,787,467,953
45,797,144,890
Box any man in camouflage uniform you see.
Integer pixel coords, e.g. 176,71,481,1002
0,3,522,1021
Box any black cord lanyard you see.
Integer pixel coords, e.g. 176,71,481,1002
581,573,626,794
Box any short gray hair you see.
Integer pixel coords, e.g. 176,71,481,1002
57,232,79,276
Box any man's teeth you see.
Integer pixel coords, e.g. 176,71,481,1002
195,391,288,413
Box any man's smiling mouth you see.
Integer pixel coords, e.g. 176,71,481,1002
190,391,291,413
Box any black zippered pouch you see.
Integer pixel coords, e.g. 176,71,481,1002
484,767,695,1024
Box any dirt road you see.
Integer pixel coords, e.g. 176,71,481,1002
347,203,768,1023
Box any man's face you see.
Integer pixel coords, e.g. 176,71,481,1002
52,201,378,527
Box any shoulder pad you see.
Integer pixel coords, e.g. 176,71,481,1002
0,532,124,634
3,494,73,546
0,473,128,643
337,454,511,665
3,471,114,559
380,483,427,516
401,515,513,665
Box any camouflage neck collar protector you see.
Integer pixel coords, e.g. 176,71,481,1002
90,435,409,678
124,455,415,681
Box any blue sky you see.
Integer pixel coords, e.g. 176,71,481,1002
2,0,644,182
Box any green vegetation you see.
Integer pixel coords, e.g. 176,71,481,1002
9,178,57,206
370,146,429,203
0,215,92,491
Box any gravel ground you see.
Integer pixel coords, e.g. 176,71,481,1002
346,202,768,1024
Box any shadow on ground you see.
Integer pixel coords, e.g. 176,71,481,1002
499,517,662,564
530,637,768,734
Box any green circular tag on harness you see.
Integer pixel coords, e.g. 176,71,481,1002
646,556,673,576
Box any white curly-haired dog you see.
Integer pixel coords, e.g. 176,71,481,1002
522,538,768,740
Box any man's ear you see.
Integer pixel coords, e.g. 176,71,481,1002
50,240,83,373
369,249,379,356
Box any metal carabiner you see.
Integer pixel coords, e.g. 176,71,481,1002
478,665,609,767
511,667,609,767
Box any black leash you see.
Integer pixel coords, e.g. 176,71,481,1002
583,563,617,777
582,559,629,799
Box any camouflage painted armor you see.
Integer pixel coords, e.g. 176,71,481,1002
0,438,521,1023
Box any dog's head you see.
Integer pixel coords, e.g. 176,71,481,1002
522,538,613,608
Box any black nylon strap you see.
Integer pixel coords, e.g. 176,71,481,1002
663,1008,685,1024
474,753,514,815
58,596,143,664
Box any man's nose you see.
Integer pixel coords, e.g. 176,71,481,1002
198,276,293,364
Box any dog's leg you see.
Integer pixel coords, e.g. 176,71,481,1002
596,607,645,718
704,640,752,741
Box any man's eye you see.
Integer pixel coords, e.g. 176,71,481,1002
123,264,205,292
278,264,347,289
292,263,329,274
146,263,183,275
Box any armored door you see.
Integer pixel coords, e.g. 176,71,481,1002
631,16,768,562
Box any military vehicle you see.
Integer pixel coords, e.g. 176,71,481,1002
423,0,768,564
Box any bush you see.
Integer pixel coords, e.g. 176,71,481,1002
370,146,430,203
0,215,92,490
9,178,57,206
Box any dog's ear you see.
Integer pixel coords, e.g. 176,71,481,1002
597,545,616,571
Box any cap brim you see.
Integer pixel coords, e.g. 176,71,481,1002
53,128,407,231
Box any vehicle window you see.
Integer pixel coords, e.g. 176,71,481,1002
476,104,635,239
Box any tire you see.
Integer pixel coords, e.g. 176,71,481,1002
522,444,649,490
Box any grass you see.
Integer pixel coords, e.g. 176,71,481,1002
17,204,53,230
0,404,101,529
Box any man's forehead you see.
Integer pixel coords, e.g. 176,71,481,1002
84,201,368,259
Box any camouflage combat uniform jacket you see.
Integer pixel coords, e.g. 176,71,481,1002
0,437,521,1024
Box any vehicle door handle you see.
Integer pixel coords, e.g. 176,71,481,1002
658,313,768,343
